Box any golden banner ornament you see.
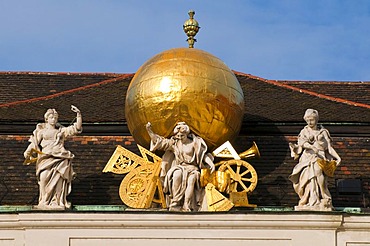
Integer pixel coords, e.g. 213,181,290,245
317,159,337,177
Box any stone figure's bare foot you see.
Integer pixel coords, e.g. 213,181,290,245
169,206,181,212
181,207,191,212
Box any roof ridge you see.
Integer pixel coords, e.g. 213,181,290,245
0,71,126,76
0,73,134,108
279,80,370,84
233,70,370,109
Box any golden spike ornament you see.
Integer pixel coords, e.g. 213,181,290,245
183,10,200,48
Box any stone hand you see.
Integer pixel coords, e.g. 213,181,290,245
209,163,215,173
146,122,152,131
71,105,80,113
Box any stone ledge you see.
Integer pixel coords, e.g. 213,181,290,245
0,211,369,246
0,211,345,229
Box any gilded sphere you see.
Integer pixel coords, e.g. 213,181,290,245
125,47,244,150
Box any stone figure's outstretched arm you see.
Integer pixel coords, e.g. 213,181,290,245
146,122,160,143
146,122,174,153
71,105,82,131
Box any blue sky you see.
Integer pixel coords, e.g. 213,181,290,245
1,0,370,81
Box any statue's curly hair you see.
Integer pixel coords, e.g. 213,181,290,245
44,109,59,122
303,109,319,121
173,122,190,135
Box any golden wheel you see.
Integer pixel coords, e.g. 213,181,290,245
218,159,257,193
119,165,153,208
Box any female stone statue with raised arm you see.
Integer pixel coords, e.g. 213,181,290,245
289,109,341,211
146,122,215,211
24,105,82,209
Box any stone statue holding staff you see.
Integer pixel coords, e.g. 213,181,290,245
24,105,82,209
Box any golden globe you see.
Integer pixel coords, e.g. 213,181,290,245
125,47,244,150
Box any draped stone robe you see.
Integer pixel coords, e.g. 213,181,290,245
25,123,81,209
289,125,334,207
150,133,213,209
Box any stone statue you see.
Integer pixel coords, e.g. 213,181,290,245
146,122,215,211
288,109,341,211
24,105,82,209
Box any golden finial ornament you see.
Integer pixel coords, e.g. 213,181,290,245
183,10,200,48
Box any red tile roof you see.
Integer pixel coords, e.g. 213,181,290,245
0,71,369,123
0,71,123,105
279,81,370,106
235,72,370,123
235,71,370,109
